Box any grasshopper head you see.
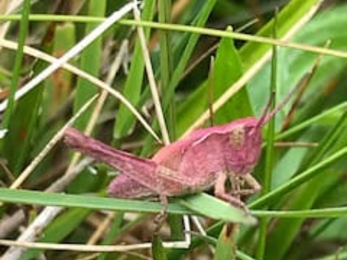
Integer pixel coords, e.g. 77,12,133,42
226,85,302,175
226,118,263,175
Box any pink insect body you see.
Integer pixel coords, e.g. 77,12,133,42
64,87,297,211
65,117,263,210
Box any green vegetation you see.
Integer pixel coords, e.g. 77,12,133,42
0,1,347,259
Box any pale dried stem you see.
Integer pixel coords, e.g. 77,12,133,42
9,95,98,190
0,211,25,238
1,206,63,260
0,159,14,183
0,238,190,252
0,0,22,42
191,216,215,253
87,39,129,136
87,212,115,245
133,4,170,145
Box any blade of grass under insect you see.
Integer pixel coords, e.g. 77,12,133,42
73,0,105,129
0,188,186,214
0,188,256,224
179,193,257,225
113,0,155,139
1,0,30,129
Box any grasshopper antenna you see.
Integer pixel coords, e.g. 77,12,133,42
256,91,275,129
256,82,304,128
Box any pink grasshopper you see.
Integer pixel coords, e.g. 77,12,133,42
64,86,298,216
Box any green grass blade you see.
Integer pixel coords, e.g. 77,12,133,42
113,0,156,139
141,0,216,156
256,23,278,259
250,147,347,209
213,224,238,260
73,0,105,129
152,235,168,260
0,188,256,224
1,0,30,129
3,24,52,175
179,193,257,225
19,208,90,260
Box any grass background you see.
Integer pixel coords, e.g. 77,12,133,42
0,0,347,259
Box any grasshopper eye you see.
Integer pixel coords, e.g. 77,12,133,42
229,126,245,148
